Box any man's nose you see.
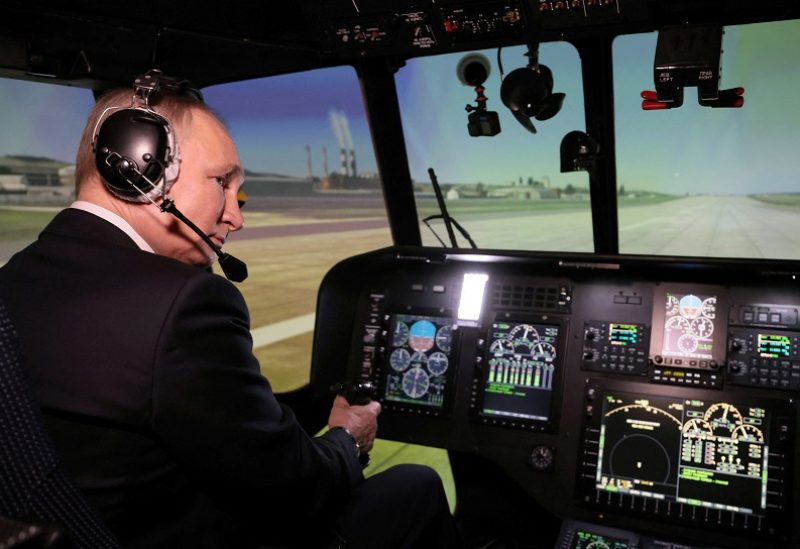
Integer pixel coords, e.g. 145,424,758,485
224,201,245,231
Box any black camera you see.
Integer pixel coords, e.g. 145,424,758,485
467,110,501,137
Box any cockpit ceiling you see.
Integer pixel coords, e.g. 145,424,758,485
0,0,798,89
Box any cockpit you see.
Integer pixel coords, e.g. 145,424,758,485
1,1,799,548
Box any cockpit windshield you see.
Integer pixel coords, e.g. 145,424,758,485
397,41,593,252
615,21,800,260
397,20,800,260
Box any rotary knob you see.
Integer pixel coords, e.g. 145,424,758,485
529,445,554,471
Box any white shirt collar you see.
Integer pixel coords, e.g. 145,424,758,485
69,201,155,253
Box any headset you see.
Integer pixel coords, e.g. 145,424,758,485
93,70,194,201
91,69,247,282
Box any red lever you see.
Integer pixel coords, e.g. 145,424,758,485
640,90,673,110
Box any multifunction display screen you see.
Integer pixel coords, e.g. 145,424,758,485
481,320,560,422
384,313,454,409
571,530,631,549
609,323,640,347
758,333,791,358
660,292,718,360
596,392,770,516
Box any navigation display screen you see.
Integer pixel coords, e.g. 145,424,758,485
480,320,560,423
383,313,454,409
596,391,770,516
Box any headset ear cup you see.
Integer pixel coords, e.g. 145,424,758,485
94,108,174,202
162,126,180,187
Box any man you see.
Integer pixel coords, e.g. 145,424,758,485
0,78,458,548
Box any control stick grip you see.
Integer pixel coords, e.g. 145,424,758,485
330,381,377,468
330,381,377,406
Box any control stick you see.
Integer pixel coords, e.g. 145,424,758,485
330,381,377,468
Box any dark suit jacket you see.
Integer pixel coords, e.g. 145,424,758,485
0,208,362,548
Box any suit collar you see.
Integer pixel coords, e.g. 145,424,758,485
42,208,141,250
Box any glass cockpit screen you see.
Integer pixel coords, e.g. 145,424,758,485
384,313,454,409
571,530,630,549
481,320,560,423
596,392,770,516
661,292,718,360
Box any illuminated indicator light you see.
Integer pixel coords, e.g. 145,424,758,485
457,273,489,321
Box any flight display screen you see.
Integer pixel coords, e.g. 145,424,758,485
595,391,770,516
660,291,719,360
480,320,560,423
383,313,454,409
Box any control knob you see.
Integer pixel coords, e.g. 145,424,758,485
529,445,554,471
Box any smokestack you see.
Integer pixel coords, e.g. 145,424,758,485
305,144,313,179
349,149,357,178
329,110,350,177
339,148,349,176
339,110,356,178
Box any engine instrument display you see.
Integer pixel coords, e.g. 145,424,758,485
383,313,455,410
479,319,561,426
595,391,770,516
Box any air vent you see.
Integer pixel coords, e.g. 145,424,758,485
492,283,571,311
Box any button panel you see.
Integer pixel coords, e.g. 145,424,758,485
582,321,649,376
728,326,800,391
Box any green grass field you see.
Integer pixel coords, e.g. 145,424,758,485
749,194,800,208
0,194,681,246
0,208,58,241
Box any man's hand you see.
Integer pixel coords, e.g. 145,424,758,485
328,395,381,453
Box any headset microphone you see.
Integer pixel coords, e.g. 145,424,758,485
93,69,248,282
158,198,248,282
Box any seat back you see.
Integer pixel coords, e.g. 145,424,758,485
0,300,119,549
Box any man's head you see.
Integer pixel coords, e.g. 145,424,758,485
75,86,244,269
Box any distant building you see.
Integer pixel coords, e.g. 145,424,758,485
244,171,316,196
59,165,76,188
0,155,71,187
487,187,543,200
0,174,28,194
446,188,461,200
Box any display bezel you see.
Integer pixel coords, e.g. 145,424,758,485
378,308,458,415
576,379,795,541
474,311,568,432
649,284,728,367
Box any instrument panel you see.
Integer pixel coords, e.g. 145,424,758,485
311,0,800,59
311,247,800,549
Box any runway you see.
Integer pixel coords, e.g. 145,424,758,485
417,195,800,259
